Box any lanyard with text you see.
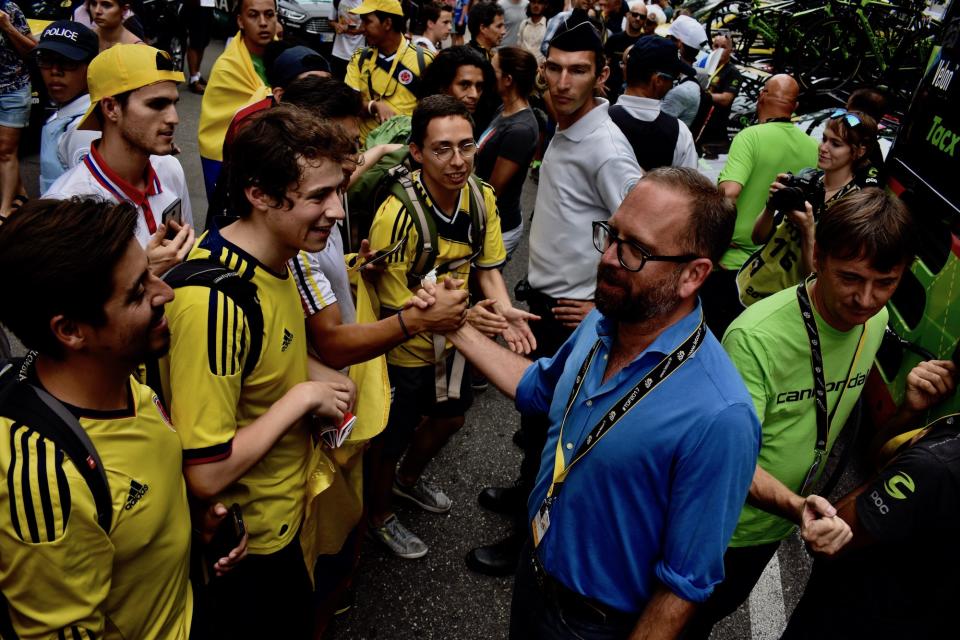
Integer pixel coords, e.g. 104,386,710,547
532,316,707,547
796,281,867,496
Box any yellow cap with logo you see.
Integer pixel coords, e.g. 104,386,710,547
350,0,404,16
79,44,185,131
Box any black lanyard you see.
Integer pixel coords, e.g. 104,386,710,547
796,281,867,495
546,316,707,500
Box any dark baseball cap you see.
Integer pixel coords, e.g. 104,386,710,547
627,35,695,78
35,21,99,63
268,45,332,89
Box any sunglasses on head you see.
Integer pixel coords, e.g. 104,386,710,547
829,109,863,128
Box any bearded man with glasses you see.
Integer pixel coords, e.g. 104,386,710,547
445,166,760,639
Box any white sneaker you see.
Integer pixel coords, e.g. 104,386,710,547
369,515,428,559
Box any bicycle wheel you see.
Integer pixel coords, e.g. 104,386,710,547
882,26,937,106
791,17,863,94
706,0,756,58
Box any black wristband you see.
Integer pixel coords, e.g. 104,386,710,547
397,310,413,339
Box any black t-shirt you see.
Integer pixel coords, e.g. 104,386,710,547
475,107,539,232
782,421,960,639
604,31,641,104
702,63,744,142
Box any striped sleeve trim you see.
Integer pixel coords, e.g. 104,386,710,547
7,424,71,543
205,288,248,377
387,209,413,266
58,625,97,639
291,252,336,317
183,440,234,465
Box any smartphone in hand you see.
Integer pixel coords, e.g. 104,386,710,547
206,503,244,574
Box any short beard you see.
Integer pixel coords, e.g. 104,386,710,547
595,262,683,324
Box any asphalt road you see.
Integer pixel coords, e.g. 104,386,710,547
14,39,871,639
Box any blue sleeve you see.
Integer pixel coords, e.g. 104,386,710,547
655,402,761,602
515,313,595,417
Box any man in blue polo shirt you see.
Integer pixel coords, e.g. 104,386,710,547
448,166,760,639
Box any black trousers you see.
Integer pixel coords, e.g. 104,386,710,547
201,532,314,639
510,541,635,640
681,541,781,640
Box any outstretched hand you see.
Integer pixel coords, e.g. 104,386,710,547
499,304,540,354
467,299,509,337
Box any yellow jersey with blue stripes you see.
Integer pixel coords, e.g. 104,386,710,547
368,171,505,367
0,366,192,640
346,39,434,142
158,219,315,554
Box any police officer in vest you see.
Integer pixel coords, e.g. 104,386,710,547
609,35,698,172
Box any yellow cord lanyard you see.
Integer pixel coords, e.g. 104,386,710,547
532,316,707,547
369,38,410,102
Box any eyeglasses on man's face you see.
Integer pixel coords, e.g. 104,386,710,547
430,141,477,162
592,221,698,272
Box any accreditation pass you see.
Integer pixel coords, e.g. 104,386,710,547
532,497,552,546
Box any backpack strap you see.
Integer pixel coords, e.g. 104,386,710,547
145,259,265,410
415,43,426,73
388,166,439,288
357,46,375,73
0,360,112,532
163,259,264,379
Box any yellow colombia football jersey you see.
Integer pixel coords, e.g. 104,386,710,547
368,171,506,367
159,223,314,554
346,39,433,141
0,371,192,639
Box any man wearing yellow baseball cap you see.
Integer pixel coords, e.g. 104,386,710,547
346,0,434,142
44,44,196,277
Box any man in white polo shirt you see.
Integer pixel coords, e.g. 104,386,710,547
467,18,642,576
44,44,195,276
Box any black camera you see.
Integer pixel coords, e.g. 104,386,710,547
767,168,825,214
514,278,533,302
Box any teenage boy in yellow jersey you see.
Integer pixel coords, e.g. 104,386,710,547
366,95,537,558
0,198,243,639
159,105,354,638
347,0,434,142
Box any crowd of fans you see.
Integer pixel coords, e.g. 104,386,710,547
0,0,957,638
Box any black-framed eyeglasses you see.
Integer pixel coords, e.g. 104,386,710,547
431,142,477,162
592,221,698,271
829,109,863,128
35,50,83,71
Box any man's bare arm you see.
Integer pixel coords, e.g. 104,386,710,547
629,586,696,640
184,381,351,499
446,322,531,400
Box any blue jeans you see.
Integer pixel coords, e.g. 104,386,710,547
510,542,636,640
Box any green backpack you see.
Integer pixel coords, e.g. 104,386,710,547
381,164,488,289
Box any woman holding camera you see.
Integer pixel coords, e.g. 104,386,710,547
747,110,878,287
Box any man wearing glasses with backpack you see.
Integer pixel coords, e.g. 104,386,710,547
364,95,536,559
